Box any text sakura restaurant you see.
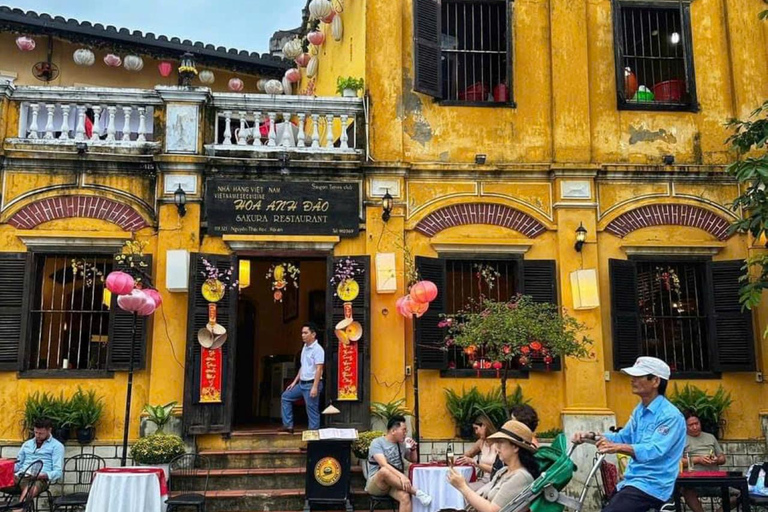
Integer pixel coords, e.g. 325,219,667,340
181,174,374,436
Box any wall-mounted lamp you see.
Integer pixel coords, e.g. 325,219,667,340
574,222,587,252
475,154,487,165
174,184,187,217
381,189,393,222
75,141,88,155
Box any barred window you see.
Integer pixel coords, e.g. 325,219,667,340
28,255,113,371
613,1,697,111
441,0,510,104
444,259,520,370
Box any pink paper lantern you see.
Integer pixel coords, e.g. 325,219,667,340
404,295,429,318
285,68,301,83
410,281,438,303
104,54,122,67
117,288,150,313
144,289,163,309
321,10,336,23
295,53,311,68
228,77,244,92
396,296,411,319
105,271,135,296
158,61,173,77
137,296,157,317
307,31,325,46
15,36,36,52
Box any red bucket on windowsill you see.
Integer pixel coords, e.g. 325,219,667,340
459,82,489,102
652,79,685,102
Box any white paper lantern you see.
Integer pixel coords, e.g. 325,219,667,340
199,70,215,84
123,55,144,72
256,79,267,92
309,0,333,20
282,38,303,59
307,56,319,78
332,15,343,42
73,48,95,66
282,76,293,95
265,79,284,95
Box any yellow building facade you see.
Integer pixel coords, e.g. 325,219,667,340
0,0,765,472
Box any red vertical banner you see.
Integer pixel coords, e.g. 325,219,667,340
200,347,222,403
337,340,358,401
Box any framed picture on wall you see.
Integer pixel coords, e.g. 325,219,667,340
283,285,299,323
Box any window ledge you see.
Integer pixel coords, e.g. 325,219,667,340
440,369,529,379
19,369,114,379
622,243,725,257
617,101,699,113
17,230,131,252
437,100,517,109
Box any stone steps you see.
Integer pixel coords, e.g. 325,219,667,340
173,466,366,491
171,488,373,512
199,448,307,469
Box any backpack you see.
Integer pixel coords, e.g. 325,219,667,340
747,462,768,497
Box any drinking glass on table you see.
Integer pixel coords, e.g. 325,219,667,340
446,445,455,468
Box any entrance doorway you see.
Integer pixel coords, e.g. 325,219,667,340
233,257,327,427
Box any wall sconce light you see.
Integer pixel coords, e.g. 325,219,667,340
574,222,587,252
381,189,393,222
570,269,600,310
475,154,487,164
174,184,187,217
239,259,251,289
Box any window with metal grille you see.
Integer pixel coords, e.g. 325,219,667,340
444,259,520,370
441,0,511,104
636,261,709,373
612,1,697,111
28,255,113,371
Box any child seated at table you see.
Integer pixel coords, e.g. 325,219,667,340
445,420,540,512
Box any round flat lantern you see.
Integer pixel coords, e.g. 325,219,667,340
228,77,244,92
105,271,135,296
73,48,95,66
337,279,360,301
199,70,215,84
410,280,438,303
124,55,144,72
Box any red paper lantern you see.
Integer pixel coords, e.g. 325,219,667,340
144,289,163,309
158,61,173,77
117,288,151,313
492,361,503,370
105,271,135,296
307,31,325,46
410,280,438,303
404,295,429,318
295,53,311,68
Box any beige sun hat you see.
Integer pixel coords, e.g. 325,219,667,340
486,420,538,453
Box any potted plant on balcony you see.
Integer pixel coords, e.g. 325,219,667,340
70,387,105,444
130,433,186,480
336,76,364,97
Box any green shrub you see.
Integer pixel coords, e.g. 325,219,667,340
537,427,563,439
352,430,384,459
70,387,105,430
131,433,186,464
669,384,733,438
370,399,410,424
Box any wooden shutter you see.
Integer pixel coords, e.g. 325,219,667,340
0,253,33,371
709,260,756,372
183,254,238,435
107,254,153,371
413,0,442,98
325,256,371,430
610,259,641,370
520,260,561,371
414,257,447,370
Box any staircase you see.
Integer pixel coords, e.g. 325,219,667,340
175,429,368,512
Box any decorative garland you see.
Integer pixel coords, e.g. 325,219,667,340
266,262,300,302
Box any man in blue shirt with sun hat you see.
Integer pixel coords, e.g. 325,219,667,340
572,356,686,512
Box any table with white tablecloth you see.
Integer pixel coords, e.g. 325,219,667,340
410,464,476,512
85,466,168,512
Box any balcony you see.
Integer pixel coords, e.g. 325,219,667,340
5,85,162,154
206,93,366,160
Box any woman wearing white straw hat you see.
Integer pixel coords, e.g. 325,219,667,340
446,420,540,512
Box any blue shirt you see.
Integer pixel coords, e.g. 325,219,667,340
299,341,325,381
15,436,65,483
603,395,686,501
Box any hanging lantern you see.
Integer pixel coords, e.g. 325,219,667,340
410,281,438,303
104,54,122,67
396,296,411,319
137,296,157,317
265,79,284,95
295,53,311,68
124,55,144,72
117,288,150,313
158,61,173,77
282,76,293,95
178,52,198,86
199,70,215,84
144,289,163,309
309,0,333,20
256,78,267,92
307,56,319,78
15,36,35,52
282,37,304,59
331,15,343,42
285,68,301,83
307,31,325,47
228,77,245,92
105,271,135,296
321,10,336,23
404,295,429,318
73,48,95,66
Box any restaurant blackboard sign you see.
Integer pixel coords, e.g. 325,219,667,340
206,179,360,237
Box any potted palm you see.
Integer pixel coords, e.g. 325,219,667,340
71,388,105,444
130,433,186,480
143,401,178,435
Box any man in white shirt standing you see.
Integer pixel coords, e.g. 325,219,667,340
280,323,325,433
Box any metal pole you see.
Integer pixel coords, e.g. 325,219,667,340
121,312,138,466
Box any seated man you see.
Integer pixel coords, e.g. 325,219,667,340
680,411,737,512
3,418,64,506
365,415,432,512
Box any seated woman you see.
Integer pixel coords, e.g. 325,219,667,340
446,420,540,512
455,414,499,491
